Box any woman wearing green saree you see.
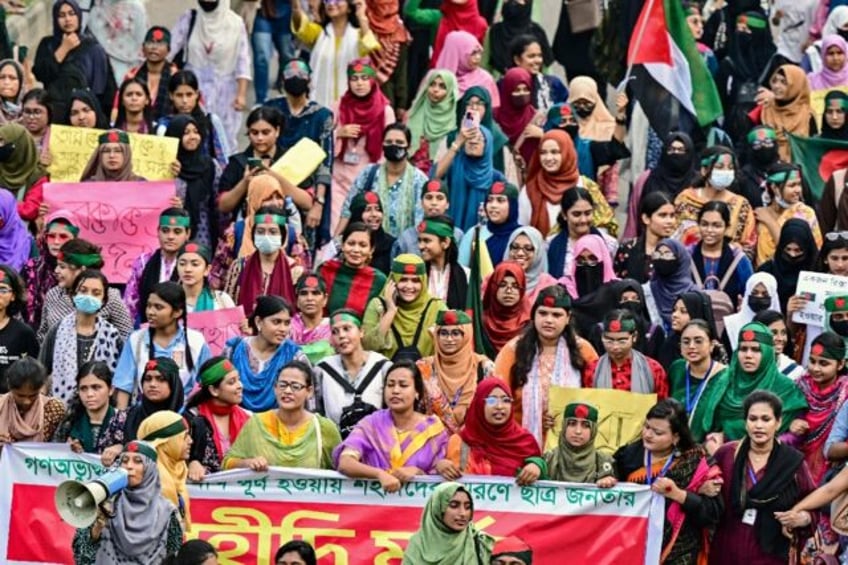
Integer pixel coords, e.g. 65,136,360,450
694,322,807,453
403,482,495,565
222,360,341,471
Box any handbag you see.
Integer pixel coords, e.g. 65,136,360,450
566,0,601,34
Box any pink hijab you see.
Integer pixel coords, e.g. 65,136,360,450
561,234,618,298
434,31,500,107
808,35,848,89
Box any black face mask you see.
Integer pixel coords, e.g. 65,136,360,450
575,264,603,296
750,147,778,170
839,29,848,43
502,0,529,20
573,104,595,118
383,145,407,162
652,258,679,278
562,124,580,140
747,295,771,313
0,143,15,162
664,152,692,174
781,250,805,265
198,0,218,12
832,319,848,337
283,77,309,96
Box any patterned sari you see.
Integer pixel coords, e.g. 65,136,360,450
673,188,756,256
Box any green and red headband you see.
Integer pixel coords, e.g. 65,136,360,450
436,309,472,326
738,13,767,29
331,309,362,327
144,26,170,45
604,318,637,333
563,402,599,423
255,213,287,226
144,357,180,380
417,218,454,240
391,258,426,276
738,326,774,346
747,127,777,144
767,168,801,184
46,219,79,237
57,251,102,268
535,291,571,310
98,130,130,145
421,179,448,198
199,358,235,386
826,296,848,313
351,190,382,212
347,61,376,78
810,341,845,361
488,181,519,199
124,440,158,462
179,241,211,263
139,418,187,442
296,273,326,294
160,213,190,228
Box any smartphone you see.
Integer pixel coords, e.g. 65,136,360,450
247,157,264,169
462,109,480,129
392,290,399,304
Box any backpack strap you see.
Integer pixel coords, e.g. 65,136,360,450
318,362,356,394
319,358,388,396
391,299,437,349
690,261,704,288
718,249,745,292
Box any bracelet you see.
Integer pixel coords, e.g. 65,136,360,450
314,196,325,206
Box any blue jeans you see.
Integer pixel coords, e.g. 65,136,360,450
252,14,294,103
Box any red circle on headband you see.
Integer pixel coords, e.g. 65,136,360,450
417,221,426,233
222,360,234,372
185,243,198,253
353,63,364,73
575,404,589,419
742,330,755,342
560,105,573,117
403,264,417,275
305,275,319,287
543,295,555,307
491,182,505,194
609,320,622,332
107,131,119,143
426,180,441,192
262,214,273,224
145,360,158,371
127,442,138,452
364,192,379,204
838,298,846,309
152,29,164,41
169,217,177,225
443,311,458,325
812,344,825,356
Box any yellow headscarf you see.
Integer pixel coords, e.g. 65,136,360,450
385,254,445,357
239,174,286,258
567,76,616,141
137,410,191,530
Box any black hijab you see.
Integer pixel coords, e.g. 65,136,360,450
728,11,777,83
821,91,848,141
64,88,109,129
642,132,698,198
758,219,818,312
123,357,185,442
658,290,714,367
488,0,553,75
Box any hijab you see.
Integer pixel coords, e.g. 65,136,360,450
504,226,549,294
338,58,391,163
239,175,286,258
562,234,617,298
808,35,848,89
724,272,781,349
495,67,538,163
762,218,818,311
524,129,580,236
407,70,459,159
124,357,185,442
430,314,481,424
434,31,500,106
648,238,697,327
448,86,507,169
80,137,143,182
0,123,44,189
432,0,488,68
137,410,191,529
567,76,616,141
0,188,31,270
187,0,243,75
482,261,530,351
459,378,542,476
729,11,777,82
64,88,110,129
0,389,45,442
484,181,520,265
761,65,812,161
238,213,296,319
488,0,552,75
447,125,498,231
388,254,440,342
404,482,494,565
821,90,848,140
0,60,24,123
642,132,698,198
165,115,215,239
545,408,608,482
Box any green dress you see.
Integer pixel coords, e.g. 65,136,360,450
667,358,728,442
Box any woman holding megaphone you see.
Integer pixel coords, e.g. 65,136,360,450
71,440,183,564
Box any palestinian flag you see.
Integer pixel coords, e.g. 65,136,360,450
466,226,494,356
788,133,848,203
627,0,723,138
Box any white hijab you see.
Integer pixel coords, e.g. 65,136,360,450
724,272,782,349
309,22,360,109
187,0,245,76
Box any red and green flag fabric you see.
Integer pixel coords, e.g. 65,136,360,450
788,133,848,203
626,0,723,138
465,226,494,357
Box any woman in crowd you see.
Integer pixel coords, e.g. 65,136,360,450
362,254,445,361
21,89,52,164
71,440,183,564
0,59,25,124
758,219,819,314
0,266,37,392
808,35,848,89
0,358,65,445
348,191,394,275
225,296,309,413
64,89,110,129
0,189,31,274
52,361,122,454
223,360,341,470
113,77,154,134
406,69,458,173
87,0,146,83
820,90,848,141
658,290,718,369
643,238,698,331
711,391,816,564
403,482,494,565
494,34,561,110
614,192,677,284
79,130,145,182
614,399,722,563
522,129,582,238
737,126,779,208
495,67,542,168
434,31,499,106
417,215,467,310
563,233,620,339
40,269,123,404
137,410,192,529
456,181,518,268
319,222,387,317
592,279,666,360
723,273,782,350
0,122,48,223
495,285,598,447
445,86,508,176
503,226,557,305
481,261,530,358
178,242,234,313
546,187,617,279
33,0,113,121
752,64,815,162
753,310,804,381
545,401,616,485
417,310,493,434
335,361,450,491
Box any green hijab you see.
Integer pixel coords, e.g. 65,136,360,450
694,322,807,441
403,482,495,565
0,123,44,189
407,70,459,159
544,407,614,482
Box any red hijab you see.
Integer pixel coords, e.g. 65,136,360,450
459,377,541,476
432,0,488,66
494,67,538,163
482,261,530,351
338,58,391,163
524,129,580,236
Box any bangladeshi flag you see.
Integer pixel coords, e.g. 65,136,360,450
627,0,723,138
788,133,848,203
465,225,494,357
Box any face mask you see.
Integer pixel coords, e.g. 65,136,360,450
747,295,771,313
652,258,679,278
383,144,407,162
573,104,595,118
511,93,531,108
502,0,527,19
751,147,777,169
562,124,580,140
283,77,309,96
782,250,804,264
619,300,642,315
198,0,218,12
833,319,848,337
254,233,282,254
73,294,102,315
0,143,15,162
664,153,691,174
774,193,791,209
575,264,603,296
710,169,734,189
839,28,848,43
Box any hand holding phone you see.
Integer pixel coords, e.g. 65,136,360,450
247,157,264,170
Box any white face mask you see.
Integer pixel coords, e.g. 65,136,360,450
710,169,735,189
775,194,792,209
254,234,282,254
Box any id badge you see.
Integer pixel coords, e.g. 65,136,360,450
742,508,757,526
343,149,360,165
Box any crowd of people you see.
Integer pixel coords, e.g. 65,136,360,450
2,0,848,562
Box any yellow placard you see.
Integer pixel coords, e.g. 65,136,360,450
545,387,658,455
47,124,179,182
811,87,848,131
270,138,327,186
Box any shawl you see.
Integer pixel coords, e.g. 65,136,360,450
197,401,251,459
494,67,538,163
0,188,31,271
482,262,530,351
525,129,580,236
365,0,408,42
760,218,818,312
237,251,296,319
647,238,697,328
186,0,244,76
434,32,499,106
387,254,445,346
723,272,781,349
0,122,44,189
338,62,391,163
593,350,655,393
227,336,302,412
309,22,360,109
447,125,500,231
697,322,808,440
545,411,614,482
80,141,143,182
0,391,44,441
407,70,459,159
137,411,190,530
488,0,551,75
796,373,848,482
562,234,618,298
432,0,488,67
332,408,448,471
668,360,727,440
87,0,146,74
430,320,480,421
239,175,286,258
459,378,540,476
0,60,24,124
95,446,175,565
808,35,848,89
123,361,185,443
165,116,216,241
821,90,848,140
484,186,520,264
50,313,122,404
224,411,336,468
567,77,616,141
319,259,386,317
642,132,697,199
504,226,549,296
403,482,495,565
760,65,812,161
68,406,115,454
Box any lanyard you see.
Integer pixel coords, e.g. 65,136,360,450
646,451,675,485
685,360,714,414
747,463,758,486
449,386,463,408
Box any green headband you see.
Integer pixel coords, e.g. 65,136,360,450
57,251,102,268
331,310,362,327
179,241,211,263
826,296,848,313
738,13,767,29
767,169,800,184
347,62,376,77
563,402,599,423
738,327,774,346
98,130,130,145
421,179,449,198
160,214,191,228
828,96,848,111
436,309,472,326
604,318,637,333
747,127,777,144
810,341,845,361
46,220,79,237
488,181,519,199
0,270,11,287
391,259,426,276
417,219,454,240
139,418,186,442
199,358,235,386
535,291,571,310
124,440,158,462
255,213,286,226
144,357,180,380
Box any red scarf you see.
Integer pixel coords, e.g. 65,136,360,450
459,378,540,476
338,73,391,163
482,262,530,351
494,68,538,163
237,251,295,318
197,402,251,457
432,0,488,65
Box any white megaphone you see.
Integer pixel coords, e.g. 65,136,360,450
55,468,129,528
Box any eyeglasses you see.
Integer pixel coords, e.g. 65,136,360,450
437,329,464,339
276,381,307,392
509,243,534,254
497,281,522,292
484,396,513,406
826,231,848,242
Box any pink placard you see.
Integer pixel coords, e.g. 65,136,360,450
187,306,245,356
43,181,175,283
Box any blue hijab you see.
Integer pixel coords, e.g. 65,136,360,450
648,238,697,328
226,336,302,412
447,126,505,231
485,187,520,267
